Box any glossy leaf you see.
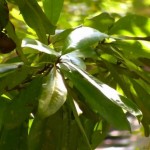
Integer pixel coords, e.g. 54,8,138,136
38,67,67,119
3,77,43,129
61,54,86,70
43,0,64,25
63,27,108,54
64,62,142,118
14,0,56,43
60,62,131,130
22,38,60,56
84,12,114,33
0,62,23,74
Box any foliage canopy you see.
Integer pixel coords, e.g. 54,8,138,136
0,0,150,149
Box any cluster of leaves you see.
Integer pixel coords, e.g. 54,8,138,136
0,0,150,149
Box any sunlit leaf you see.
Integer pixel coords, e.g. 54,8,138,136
38,67,67,119
60,62,131,130
112,40,150,60
22,38,60,56
64,62,142,119
63,27,108,54
61,54,86,70
84,12,114,33
43,0,64,25
0,62,23,74
109,14,150,36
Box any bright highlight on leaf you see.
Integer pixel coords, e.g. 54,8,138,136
22,38,60,56
38,67,67,119
63,26,108,53
0,62,23,73
61,61,142,119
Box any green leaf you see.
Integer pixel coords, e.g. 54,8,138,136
38,67,67,119
28,109,63,150
51,28,73,50
60,62,131,130
0,122,28,150
91,120,110,149
14,0,56,43
64,62,142,119
103,61,142,119
22,38,60,56
84,12,114,33
0,96,9,131
112,40,150,60
131,79,150,123
109,14,150,36
3,77,43,129
63,48,97,59
0,62,23,74
63,27,108,54
61,54,86,70
0,65,35,95
0,0,9,31
67,95,92,150
43,0,64,25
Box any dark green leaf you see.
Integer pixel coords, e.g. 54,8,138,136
0,0,9,31
3,77,43,129
103,61,142,119
131,79,150,123
64,62,142,119
14,0,56,43
0,65,35,95
51,29,73,50
60,62,131,130
0,96,9,131
43,0,64,25
0,122,28,150
84,12,114,33
29,109,63,150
